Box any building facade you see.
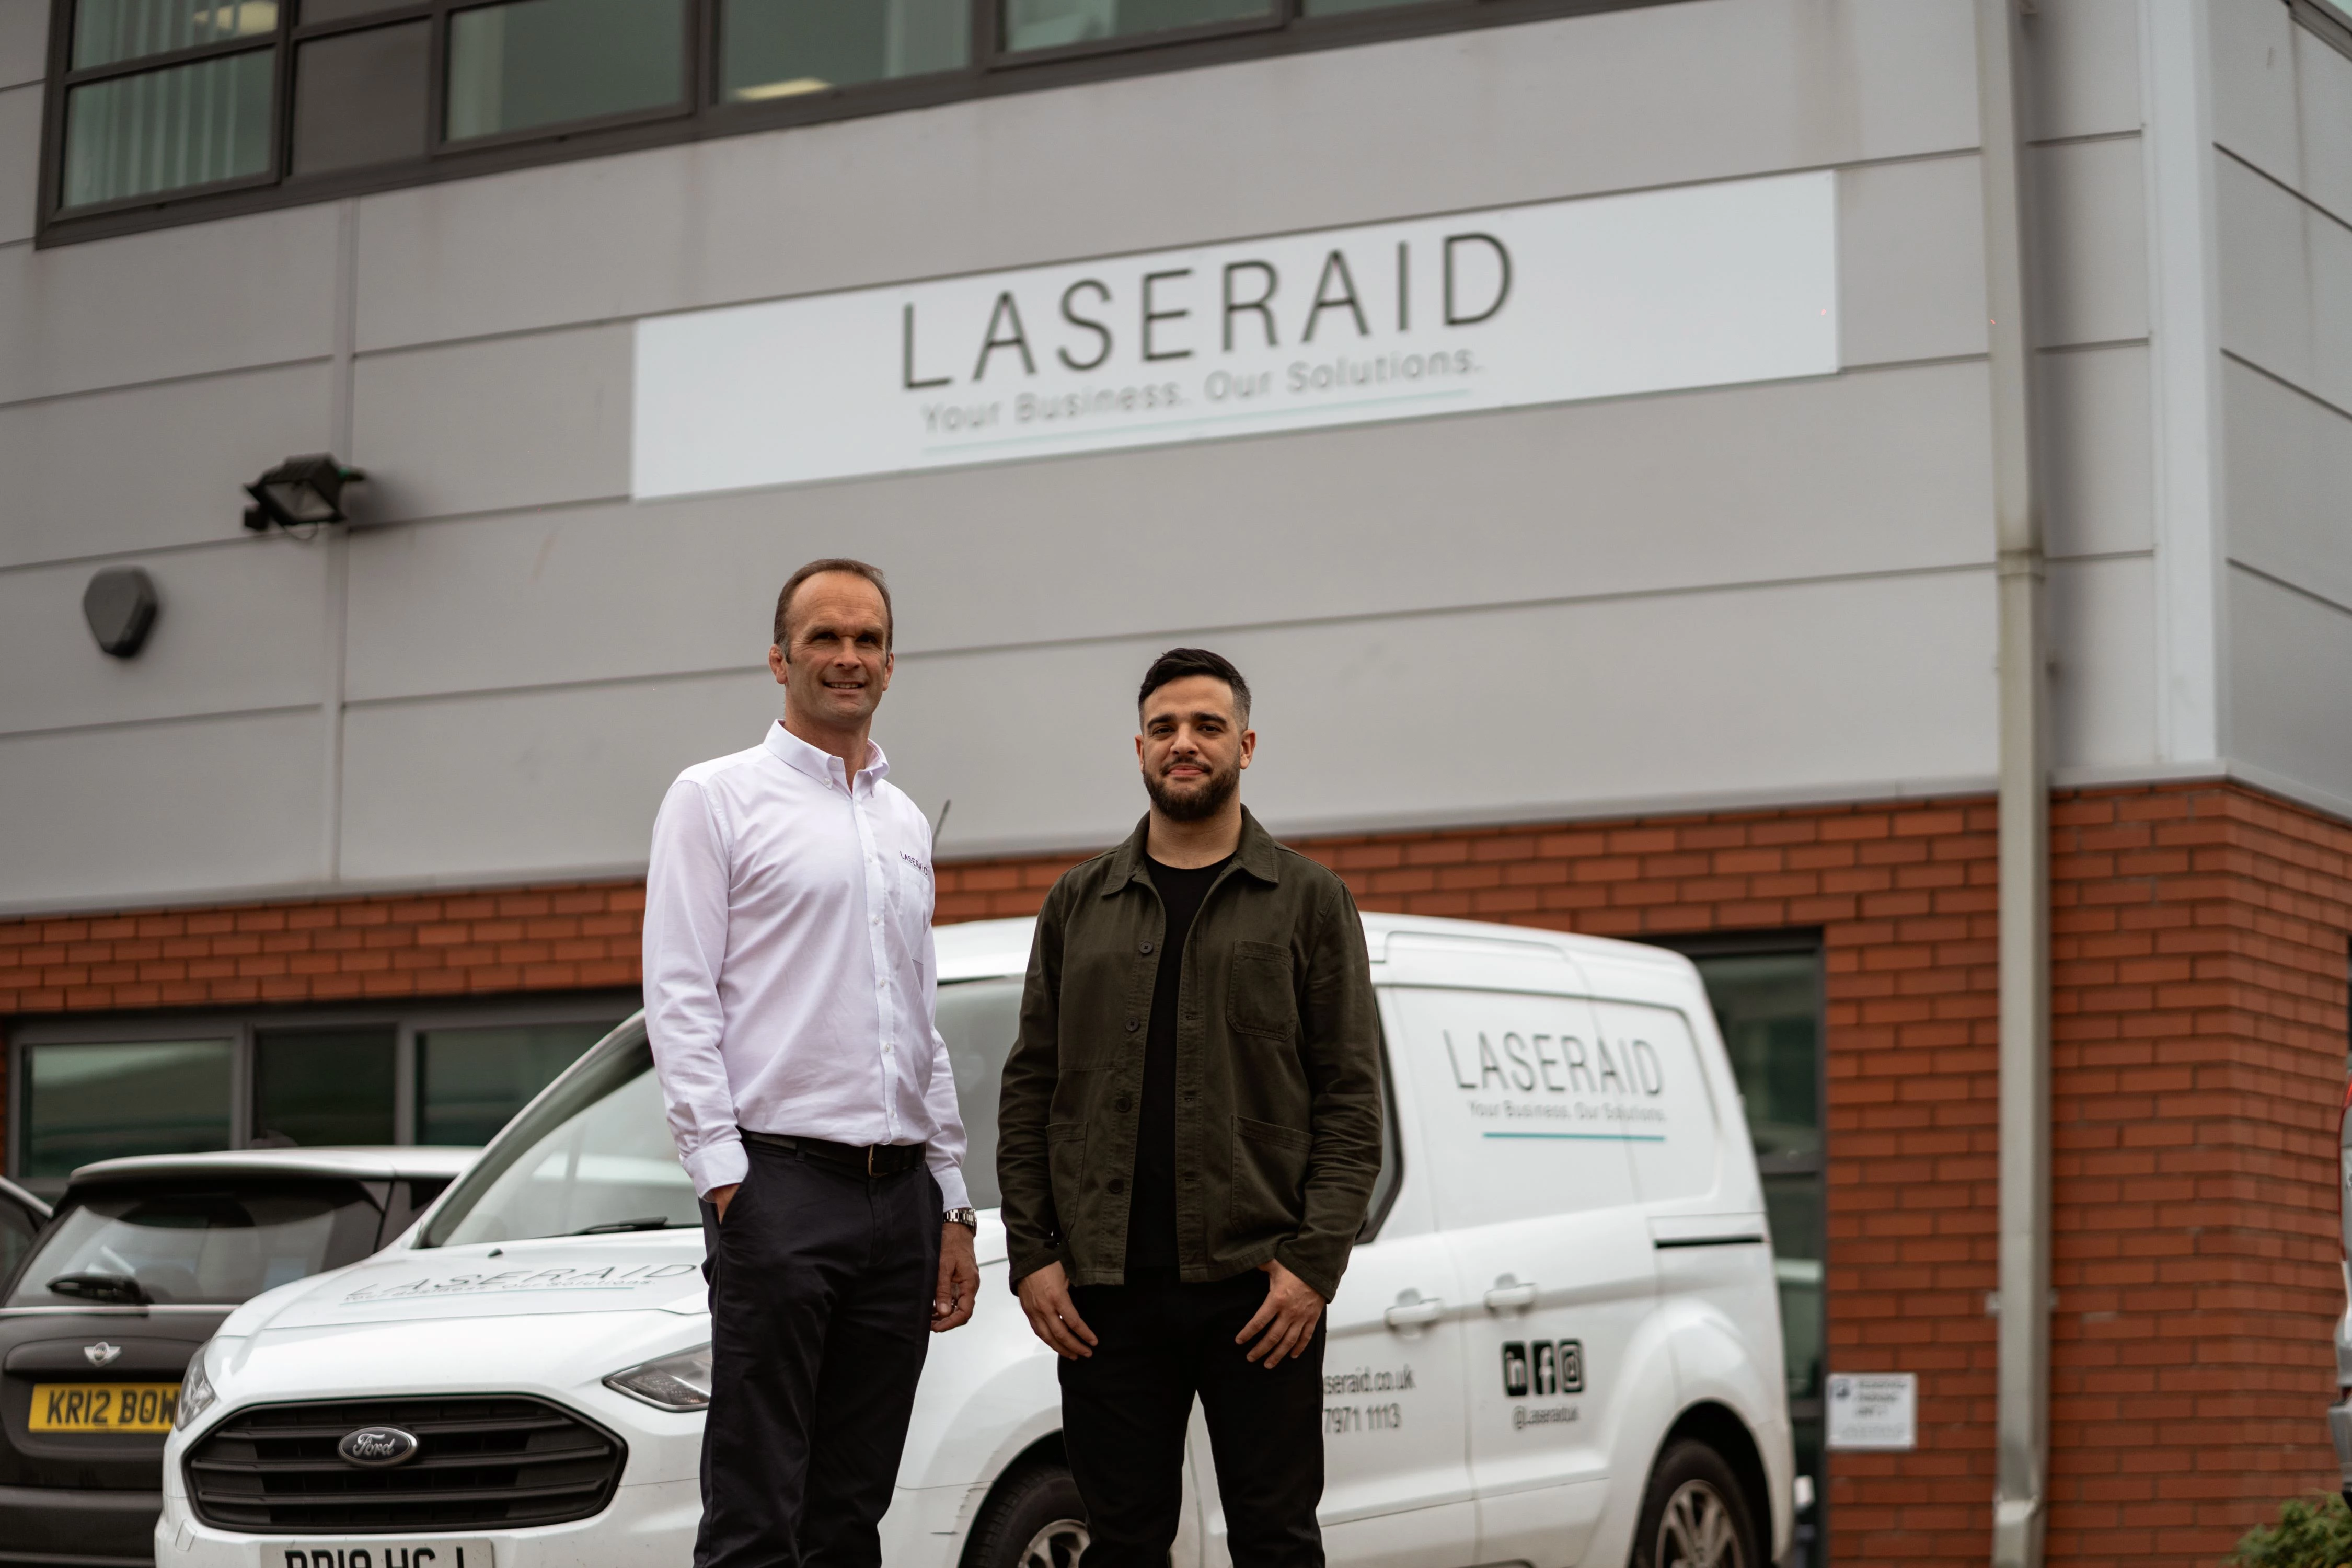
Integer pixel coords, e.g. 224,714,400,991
3,0,2350,1563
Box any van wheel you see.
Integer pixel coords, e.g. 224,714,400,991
964,1461,1090,1568
1630,1440,1759,1568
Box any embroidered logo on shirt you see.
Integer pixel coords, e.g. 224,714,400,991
900,851,932,879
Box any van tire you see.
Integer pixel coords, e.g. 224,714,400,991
1629,1439,1760,1568
963,1460,1090,1568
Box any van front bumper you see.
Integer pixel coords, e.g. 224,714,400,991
158,1477,704,1568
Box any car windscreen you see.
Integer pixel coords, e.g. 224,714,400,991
423,1032,700,1247
5,1182,382,1307
936,977,1021,1210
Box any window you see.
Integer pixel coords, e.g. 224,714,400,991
21,1040,235,1180
9,998,630,1195
39,0,1648,244
417,1021,613,1145
1646,933,1826,1568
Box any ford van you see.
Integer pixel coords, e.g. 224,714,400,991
158,913,1794,1568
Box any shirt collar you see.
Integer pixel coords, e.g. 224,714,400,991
765,720,889,794
1104,806,1283,895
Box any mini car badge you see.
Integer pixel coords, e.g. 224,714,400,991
83,1342,121,1367
337,1426,421,1468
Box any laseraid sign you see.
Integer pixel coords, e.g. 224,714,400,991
630,170,1838,498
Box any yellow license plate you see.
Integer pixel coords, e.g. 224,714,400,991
29,1382,180,1433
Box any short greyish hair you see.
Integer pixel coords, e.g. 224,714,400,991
774,558,893,650
1137,647,1252,724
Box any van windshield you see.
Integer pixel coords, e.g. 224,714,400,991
423,1033,698,1247
423,987,1025,1247
7,1182,381,1307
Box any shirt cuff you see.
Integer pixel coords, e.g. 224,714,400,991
683,1135,747,1198
929,1157,971,1211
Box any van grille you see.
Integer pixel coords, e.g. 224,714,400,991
184,1396,625,1533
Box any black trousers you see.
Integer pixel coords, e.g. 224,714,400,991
1059,1270,1328,1568
696,1141,940,1568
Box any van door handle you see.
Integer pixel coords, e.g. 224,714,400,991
1483,1281,1538,1312
1383,1296,1445,1329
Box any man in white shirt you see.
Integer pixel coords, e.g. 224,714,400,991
643,558,979,1568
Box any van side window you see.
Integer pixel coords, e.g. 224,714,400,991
1356,1022,1406,1243
1383,987,1639,1229
1590,1001,1724,1205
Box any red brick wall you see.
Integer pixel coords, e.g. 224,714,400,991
0,882,644,1011
3,782,2345,1566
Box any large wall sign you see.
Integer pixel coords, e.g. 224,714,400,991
631,171,1837,499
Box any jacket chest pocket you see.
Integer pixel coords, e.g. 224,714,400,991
1226,940,1298,1041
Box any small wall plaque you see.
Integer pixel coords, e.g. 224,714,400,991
1826,1371,1917,1450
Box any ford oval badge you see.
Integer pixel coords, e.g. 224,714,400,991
337,1426,420,1468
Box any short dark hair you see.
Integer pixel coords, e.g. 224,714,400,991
1138,647,1251,723
774,558,893,650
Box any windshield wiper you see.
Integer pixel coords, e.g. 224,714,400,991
571,1217,685,1235
48,1272,149,1305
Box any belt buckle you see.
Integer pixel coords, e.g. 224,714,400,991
867,1145,879,1178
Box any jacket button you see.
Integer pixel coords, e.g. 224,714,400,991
1140,941,1154,955
1115,1097,1132,1112
1108,1179,1125,1194
1124,1019,1139,1033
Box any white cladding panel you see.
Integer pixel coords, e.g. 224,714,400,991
0,364,337,568
0,83,37,248
0,711,325,908
0,5,45,90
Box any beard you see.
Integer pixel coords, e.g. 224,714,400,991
1145,758,1239,823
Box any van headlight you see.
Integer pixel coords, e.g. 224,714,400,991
603,1344,712,1411
175,1352,217,1431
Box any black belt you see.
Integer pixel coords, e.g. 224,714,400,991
741,1129,926,1177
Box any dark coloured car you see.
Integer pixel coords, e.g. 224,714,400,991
0,1148,475,1567
0,1177,53,1287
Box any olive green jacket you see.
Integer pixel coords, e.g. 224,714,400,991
996,810,1382,1301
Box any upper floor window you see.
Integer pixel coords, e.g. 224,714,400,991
38,0,1597,245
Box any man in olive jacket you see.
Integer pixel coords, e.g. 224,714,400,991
997,647,1381,1568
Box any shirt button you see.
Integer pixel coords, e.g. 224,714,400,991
1124,1020,1139,1034
1140,941,1154,955
1107,1178,1125,1195
1115,1097,1132,1113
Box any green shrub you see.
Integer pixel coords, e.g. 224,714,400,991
2229,1493,2352,1568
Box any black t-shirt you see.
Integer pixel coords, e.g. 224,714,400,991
1124,852,1233,1273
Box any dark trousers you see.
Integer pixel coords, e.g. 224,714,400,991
1059,1270,1328,1568
696,1141,940,1568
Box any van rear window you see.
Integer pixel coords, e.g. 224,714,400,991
7,1182,381,1307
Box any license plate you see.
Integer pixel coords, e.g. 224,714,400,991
261,1544,494,1568
28,1381,180,1433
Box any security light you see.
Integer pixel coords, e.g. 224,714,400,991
83,567,159,658
243,454,365,531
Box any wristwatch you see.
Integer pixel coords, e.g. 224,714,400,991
943,1207,979,1232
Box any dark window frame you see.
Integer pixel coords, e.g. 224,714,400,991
1639,927,1827,1561
6,993,637,1193
37,0,1677,248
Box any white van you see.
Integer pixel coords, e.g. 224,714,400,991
158,913,1793,1568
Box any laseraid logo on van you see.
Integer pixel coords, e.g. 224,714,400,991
343,1263,699,1301
1441,1028,1669,1140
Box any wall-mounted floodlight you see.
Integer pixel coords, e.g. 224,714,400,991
84,567,159,658
244,454,365,531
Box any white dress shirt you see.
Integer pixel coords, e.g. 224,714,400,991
642,721,967,1207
